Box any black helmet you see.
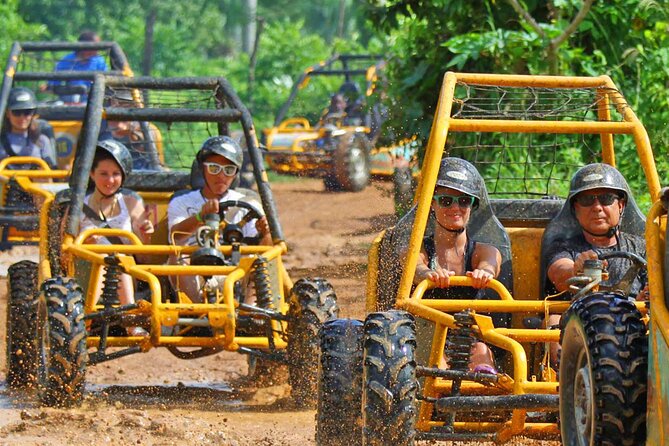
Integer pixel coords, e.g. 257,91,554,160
567,163,627,205
8,87,37,111
435,157,483,202
196,135,243,169
95,139,132,180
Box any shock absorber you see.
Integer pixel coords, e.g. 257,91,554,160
441,310,476,432
445,310,476,372
252,256,273,310
101,255,122,307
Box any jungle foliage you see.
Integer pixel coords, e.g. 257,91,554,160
2,0,667,197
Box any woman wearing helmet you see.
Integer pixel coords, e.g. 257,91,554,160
413,157,501,374
0,87,56,168
167,136,271,302
80,139,154,337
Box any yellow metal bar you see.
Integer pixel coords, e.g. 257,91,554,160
87,336,288,349
397,72,457,302
452,72,610,88
646,202,669,346
596,87,615,165
413,277,513,301
365,230,384,312
448,119,636,134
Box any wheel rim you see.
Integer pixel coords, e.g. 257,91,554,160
574,360,593,445
349,146,367,182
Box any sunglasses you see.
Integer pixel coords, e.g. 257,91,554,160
10,109,35,117
574,192,620,207
433,194,475,208
203,162,238,177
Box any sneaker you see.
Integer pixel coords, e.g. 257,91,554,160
127,326,149,337
473,364,498,374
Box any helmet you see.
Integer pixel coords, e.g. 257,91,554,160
8,87,37,111
95,139,132,180
196,135,243,169
435,157,483,201
567,163,627,205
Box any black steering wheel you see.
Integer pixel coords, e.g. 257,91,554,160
218,200,264,245
598,250,647,297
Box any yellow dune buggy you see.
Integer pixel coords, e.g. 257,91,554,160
263,54,419,194
316,72,665,445
0,40,164,250
5,74,339,408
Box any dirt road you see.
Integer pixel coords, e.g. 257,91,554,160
0,177,560,445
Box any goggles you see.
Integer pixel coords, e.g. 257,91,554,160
433,194,475,208
203,162,238,177
10,109,35,117
574,192,620,207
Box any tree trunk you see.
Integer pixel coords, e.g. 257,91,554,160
142,7,157,76
337,0,346,39
241,0,257,54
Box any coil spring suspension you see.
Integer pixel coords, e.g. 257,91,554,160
445,310,476,371
101,255,122,307
439,310,477,431
252,256,273,310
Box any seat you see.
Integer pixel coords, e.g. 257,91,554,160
539,174,646,296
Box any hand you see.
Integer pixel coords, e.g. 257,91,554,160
573,250,601,275
636,285,650,301
199,199,219,219
467,269,494,289
425,267,455,288
255,216,270,236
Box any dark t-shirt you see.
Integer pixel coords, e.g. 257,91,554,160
545,231,647,297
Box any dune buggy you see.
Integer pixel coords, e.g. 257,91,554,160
263,54,419,194
316,73,663,444
0,40,162,250
5,74,338,408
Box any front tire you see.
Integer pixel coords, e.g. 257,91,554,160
362,310,418,446
332,132,370,192
287,278,339,408
6,260,39,388
316,318,363,446
559,293,648,446
37,277,88,407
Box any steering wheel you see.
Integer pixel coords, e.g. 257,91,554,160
218,200,264,245
598,250,647,297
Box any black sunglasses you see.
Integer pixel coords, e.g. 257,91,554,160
10,109,35,117
574,192,620,207
433,194,475,208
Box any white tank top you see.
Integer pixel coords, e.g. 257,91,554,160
81,192,133,244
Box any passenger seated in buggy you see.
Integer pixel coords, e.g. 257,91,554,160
413,157,502,374
541,163,647,363
167,136,271,303
79,139,154,337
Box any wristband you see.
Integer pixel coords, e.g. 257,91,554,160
195,212,203,223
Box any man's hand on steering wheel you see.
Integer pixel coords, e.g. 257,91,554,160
218,200,265,245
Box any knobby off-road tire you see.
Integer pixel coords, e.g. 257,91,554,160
316,318,364,446
362,310,418,446
393,166,414,218
37,277,88,407
559,293,648,446
287,278,339,408
6,260,39,388
329,132,371,192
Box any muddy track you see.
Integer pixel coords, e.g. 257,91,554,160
0,178,560,445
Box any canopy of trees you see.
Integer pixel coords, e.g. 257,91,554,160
2,0,667,195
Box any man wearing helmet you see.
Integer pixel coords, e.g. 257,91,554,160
0,87,56,168
167,136,271,301
413,157,502,374
545,163,646,298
